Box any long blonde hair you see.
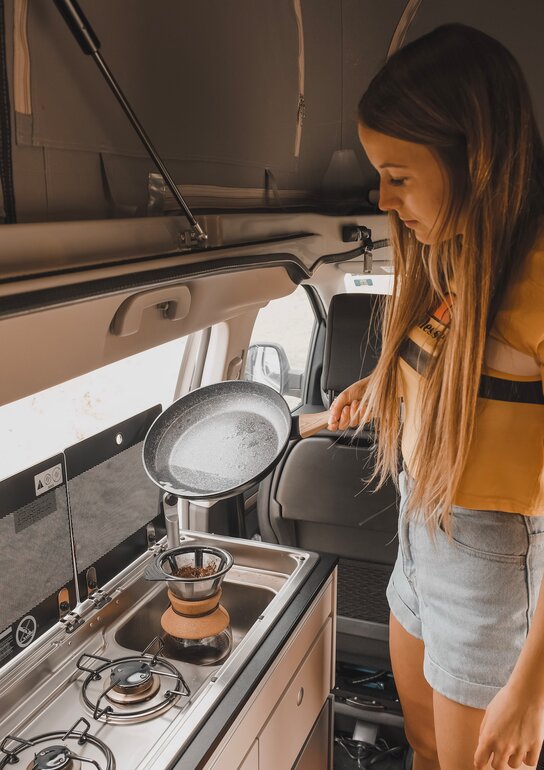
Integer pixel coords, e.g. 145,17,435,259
355,24,544,536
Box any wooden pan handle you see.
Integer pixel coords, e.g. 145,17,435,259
293,411,331,439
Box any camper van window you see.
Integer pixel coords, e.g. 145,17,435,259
245,285,316,410
0,336,187,480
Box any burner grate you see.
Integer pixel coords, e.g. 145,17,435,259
77,637,190,724
0,718,114,769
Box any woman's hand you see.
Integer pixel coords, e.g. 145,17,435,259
473,683,544,769
327,377,369,431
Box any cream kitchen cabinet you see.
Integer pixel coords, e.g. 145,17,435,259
204,569,337,770
238,741,259,770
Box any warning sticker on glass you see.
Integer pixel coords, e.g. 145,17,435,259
15,615,37,648
14,494,56,534
34,464,63,497
0,627,15,665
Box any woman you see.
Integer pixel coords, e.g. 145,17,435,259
328,24,544,770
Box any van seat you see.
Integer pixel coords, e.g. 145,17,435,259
258,293,399,657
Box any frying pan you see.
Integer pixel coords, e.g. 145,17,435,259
143,380,330,501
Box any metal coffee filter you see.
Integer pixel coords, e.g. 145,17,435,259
145,545,234,600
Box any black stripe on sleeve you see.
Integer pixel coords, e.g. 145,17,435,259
399,338,431,375
400,338,543,405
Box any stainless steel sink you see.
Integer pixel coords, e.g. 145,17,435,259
112,529,313,664
115,579,277,656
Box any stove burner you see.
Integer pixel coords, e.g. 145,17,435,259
106,661,161,705
27,745,73,770
110,660,153,690
0,718,113,770
76,637,190,723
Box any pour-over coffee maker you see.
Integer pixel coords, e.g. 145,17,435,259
145,545,234,665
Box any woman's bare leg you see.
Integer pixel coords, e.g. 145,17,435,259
389,612,441,769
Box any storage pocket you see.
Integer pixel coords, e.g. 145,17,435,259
437,506,527,567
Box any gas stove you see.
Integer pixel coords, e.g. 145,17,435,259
0,718,114,769
0,410,322,769
76,639,190,724
0,634,190,769
0,530,316,770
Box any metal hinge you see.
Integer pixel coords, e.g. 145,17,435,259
60,611,84,635
341,225,374,273
177,229,206,250
89,589,112,610
341,226,391,274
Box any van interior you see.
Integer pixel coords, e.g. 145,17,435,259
0,2,543,768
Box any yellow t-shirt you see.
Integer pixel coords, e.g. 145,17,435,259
399,235,544,516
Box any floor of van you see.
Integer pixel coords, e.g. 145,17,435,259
332,656,544,769
333,724,412,769
333,658,411,768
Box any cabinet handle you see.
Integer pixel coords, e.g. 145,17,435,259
297,687,304,706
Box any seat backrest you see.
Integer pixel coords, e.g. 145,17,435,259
321,292,381,407
257,293,399,628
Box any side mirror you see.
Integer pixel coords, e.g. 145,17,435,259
245,343,303,399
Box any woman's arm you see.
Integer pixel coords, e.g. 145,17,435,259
473,573,544,769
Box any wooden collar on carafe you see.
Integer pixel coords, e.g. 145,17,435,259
167,588,223,617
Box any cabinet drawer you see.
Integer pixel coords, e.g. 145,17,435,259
237,740,258,770
293,698,333,770
203,572,336,770
259,616,333,770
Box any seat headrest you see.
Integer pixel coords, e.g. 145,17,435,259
321,293,382,405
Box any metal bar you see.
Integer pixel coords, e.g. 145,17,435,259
53,0,206,242
76,652,111,678
235,493,247,539
62,716,91,744
90,51,206,240
75,756,102,769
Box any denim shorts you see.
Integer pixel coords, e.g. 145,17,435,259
386,469,544,709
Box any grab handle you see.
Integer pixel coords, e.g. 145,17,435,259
110,286,191,337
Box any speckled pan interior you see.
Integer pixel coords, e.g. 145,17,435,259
143,381,291,499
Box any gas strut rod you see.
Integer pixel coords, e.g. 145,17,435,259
53,0,207,244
